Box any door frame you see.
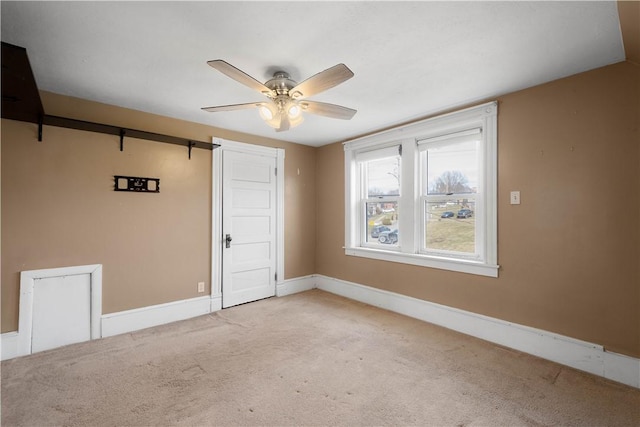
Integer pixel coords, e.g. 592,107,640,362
211,138,285,311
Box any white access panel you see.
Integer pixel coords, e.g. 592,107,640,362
31,274,92,353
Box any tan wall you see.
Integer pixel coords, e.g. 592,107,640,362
619,0,640,65
316,61,640,358
1,91,316,332
2,61,637,360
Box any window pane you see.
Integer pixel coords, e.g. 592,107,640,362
423,140,478,196
366,156,400,197
365,201,399,244
424,199,475,254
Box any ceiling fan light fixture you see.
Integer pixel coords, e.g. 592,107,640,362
259,104,282,129
288,111,304,128
259,98,304,130
259,103,277,121
263,115,282,129
281,99,303,128
287,102,301,119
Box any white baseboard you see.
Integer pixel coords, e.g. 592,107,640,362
1,332,20,361
5,273,638,389
101,277,315,339
101,296,215,338
210,295,222,312
314,274,640,389
277,275,316,297
56,278,313,341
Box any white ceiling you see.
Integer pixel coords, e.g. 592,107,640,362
1,1,625,147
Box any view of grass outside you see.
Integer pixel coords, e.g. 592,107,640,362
425,201,475,253
365,200,475,252
367,201,476,253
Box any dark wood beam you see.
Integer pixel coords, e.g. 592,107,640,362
2,42,219,154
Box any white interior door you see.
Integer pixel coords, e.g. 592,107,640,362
222,150,277,308
31,274,92,353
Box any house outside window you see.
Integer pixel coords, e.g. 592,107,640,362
344,102,498,277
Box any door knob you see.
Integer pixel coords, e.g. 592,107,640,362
225,234,232,248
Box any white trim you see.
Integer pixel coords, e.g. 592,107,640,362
4,273,306,361
275,148,285,284
1,332,20,361
16,264,102,358
4,272,638,389
344,102,498,150
345,247,499,278
417,127,481,146
211,138,285,305
4,293,224,360
602,350,640,388
210,295,222,312
355,144,401,162
276,275,316,297
314,274,640,389
211,144,223,301
343,102,498,277
101,296,212,338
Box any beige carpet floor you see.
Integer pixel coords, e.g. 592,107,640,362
2,289,639,426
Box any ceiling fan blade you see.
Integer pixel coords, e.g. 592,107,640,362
276,114,290,132
207,60,275,97
201,102,265,113
289,64,354,100
300,101,357,120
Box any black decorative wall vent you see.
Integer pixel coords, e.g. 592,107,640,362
114,176,160,193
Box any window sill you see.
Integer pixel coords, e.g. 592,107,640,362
344,247,499,278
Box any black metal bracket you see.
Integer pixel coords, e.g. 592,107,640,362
120,129,125,152
38,115,219,155
38,115,43,142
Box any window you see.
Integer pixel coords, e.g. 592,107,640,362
419,129,481,259
344,102,498,277
358,146,401,247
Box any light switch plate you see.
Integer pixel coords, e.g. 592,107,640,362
510,191,521,205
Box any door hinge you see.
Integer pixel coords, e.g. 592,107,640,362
275,272,278,282
274,167,277,176
398,145,403,156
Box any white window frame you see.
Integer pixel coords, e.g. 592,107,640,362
418,128,483,261
344,101,498,277
357,144,402,250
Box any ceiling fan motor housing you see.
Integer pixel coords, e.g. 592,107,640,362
265,71,297,96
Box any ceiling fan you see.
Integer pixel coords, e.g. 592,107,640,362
202,60,356,132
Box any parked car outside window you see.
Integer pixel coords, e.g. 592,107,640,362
457,209,473,218
371,225,391,238
378,229,398,244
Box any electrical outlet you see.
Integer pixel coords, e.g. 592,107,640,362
197,282,205,293
510,191,521,205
